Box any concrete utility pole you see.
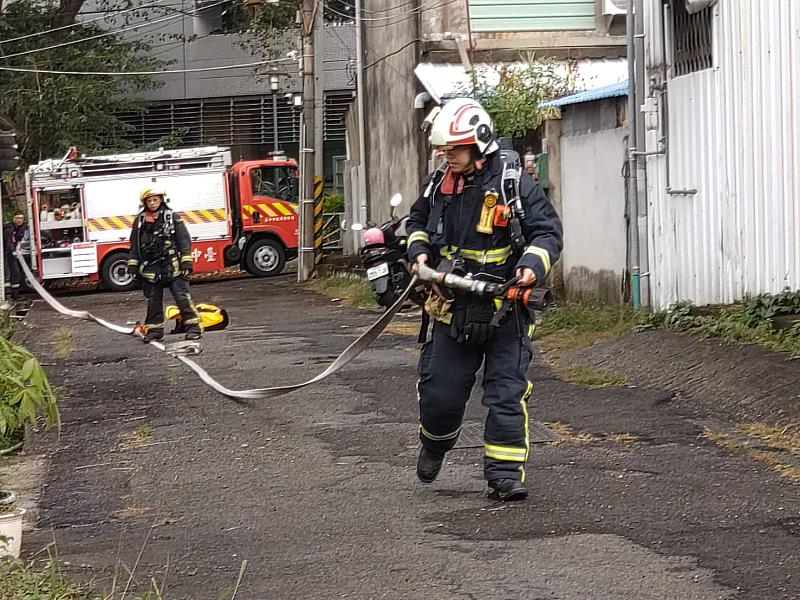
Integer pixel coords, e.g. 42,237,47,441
298,0,318,282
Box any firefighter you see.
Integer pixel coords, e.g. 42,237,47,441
3,212,28,294
127,187,202,343
407,98,563,501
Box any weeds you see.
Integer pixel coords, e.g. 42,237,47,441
535,302,645,353
646,298,800,356
118,425,155,451
54,327,74,360
701,427,800,482
312,273,377,308
0,337,59,450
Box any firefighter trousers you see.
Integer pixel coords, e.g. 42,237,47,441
143,276,200,332
417,318,534,482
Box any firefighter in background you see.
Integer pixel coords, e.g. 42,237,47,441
406,98,563,501
127,187,202,343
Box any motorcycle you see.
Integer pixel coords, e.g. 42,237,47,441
351,194,426,310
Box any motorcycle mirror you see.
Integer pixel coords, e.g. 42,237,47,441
389,193,402,208
350,223,364,232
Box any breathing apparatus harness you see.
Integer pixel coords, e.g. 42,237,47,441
418,149,542,344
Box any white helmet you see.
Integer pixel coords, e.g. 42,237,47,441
428,98,498,155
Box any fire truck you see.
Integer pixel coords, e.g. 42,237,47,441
25,146,299,291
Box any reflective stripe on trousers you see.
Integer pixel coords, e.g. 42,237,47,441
416,317,534,482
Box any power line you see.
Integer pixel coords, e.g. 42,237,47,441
323,0,460,23
363,38,420,70
0,0,169,45
0,57,297,76
0,0,230,61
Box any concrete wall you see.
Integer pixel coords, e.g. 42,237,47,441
362,1,425,224
558,97,628,303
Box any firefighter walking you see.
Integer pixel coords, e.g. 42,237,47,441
407,98,563,501
127,187,202,343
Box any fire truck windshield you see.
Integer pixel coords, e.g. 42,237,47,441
251,166,298,203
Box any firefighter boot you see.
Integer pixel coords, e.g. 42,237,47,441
488,479,528,502
184,323,202,341
417,448,445,483
143,328,164,343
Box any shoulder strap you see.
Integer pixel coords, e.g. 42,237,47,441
498,151,526,254
163,208,176,235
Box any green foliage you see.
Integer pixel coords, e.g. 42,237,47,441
468,56,573,138
322,190,344,213
313,273,377,308
0,337,59,448
739,290,800,327
0,557,169,599
646,294,800,356
0,0,164,165
535,301,646,351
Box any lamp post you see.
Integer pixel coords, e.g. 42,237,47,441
270,71,281,153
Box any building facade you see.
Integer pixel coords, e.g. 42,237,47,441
640,0,800,308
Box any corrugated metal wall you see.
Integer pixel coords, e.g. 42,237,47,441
468,0,596,32
644,0,800,308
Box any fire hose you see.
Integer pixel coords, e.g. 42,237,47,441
16,254,548,403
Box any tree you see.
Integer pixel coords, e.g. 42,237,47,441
0,0,164,165
469,55,575,139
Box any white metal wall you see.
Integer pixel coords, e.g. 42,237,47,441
644,0,800,308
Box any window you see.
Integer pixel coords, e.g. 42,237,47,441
672,1,714,76
251,166,298,203
468,0,596,33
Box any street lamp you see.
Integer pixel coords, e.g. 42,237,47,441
269,71,281,153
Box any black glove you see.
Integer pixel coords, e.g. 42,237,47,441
180,262,193,278
127,264,138,277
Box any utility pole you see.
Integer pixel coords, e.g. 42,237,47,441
298,0,317,282
312,0,325,263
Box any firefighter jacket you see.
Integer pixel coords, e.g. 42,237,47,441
407,150,563,289
127,208,193,282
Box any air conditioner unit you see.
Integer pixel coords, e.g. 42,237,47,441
603,0,627,16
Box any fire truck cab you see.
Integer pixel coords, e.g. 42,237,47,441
26,146,299,292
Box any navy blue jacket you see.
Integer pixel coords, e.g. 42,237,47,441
406,151,562,284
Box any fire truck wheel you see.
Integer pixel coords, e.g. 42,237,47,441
101,252,139,292
244,238,286,277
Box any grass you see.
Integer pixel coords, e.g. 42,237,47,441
53,327,73,360
0,556,166,600
118,425,154,451
545,423,640,446
312,273,378,308
736,423,800,456
647,300,800,356
535,301,646,353
701,427,800,482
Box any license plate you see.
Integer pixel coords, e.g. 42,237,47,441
367,263,390,281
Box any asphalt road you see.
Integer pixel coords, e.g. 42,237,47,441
15,274,799,599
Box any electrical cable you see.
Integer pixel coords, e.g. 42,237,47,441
363,38,420,70
0,57,297,76
0,0,170,45
0,0,230,61
323,0,461,23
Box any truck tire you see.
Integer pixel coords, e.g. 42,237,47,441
244,238,286,277
100,251,139,292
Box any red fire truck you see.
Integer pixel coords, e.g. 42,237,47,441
25,146,299,291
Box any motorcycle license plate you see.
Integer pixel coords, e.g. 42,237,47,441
367,263,390,281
